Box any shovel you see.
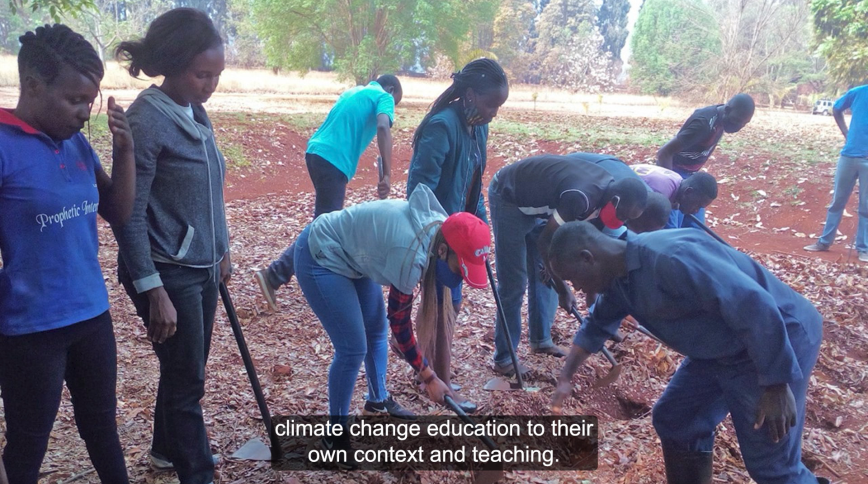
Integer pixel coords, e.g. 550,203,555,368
483,260,539,392
444,395,504,484
219,282,282,461
568,306,622,387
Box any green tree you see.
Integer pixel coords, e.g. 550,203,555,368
597,0,629,61
812,0,868,87
629,0,720,95
1,2,51,54
535,0,596,52
9,0,94,20
534,0,607,87
250,0,482,85
491,0,536,68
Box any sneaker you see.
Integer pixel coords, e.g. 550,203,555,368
254,269,279,311
493,360,530,378
321,431,358,470
149,452,221,472
363,395,417,420
803,242,830,252
859,252,868,263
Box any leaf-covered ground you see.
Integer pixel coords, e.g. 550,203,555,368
2,99,866,484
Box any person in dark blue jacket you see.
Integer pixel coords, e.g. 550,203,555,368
403,58,508,410
549,222,827,484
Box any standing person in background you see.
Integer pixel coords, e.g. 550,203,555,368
804,84,868,262
256,75,403,309
405,58,508,409
1,24,134,484
113,9,228,484
657,93,754,228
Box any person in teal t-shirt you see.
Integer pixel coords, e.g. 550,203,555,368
256,75,403,310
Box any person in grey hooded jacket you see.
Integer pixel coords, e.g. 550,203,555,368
294,184,491,470
112,9,228,484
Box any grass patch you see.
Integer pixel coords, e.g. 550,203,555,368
490,118,669,148
221,144,251,169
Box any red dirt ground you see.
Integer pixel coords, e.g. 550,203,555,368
4,103,865,484
214,113,868,483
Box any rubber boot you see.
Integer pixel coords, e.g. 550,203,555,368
817,478,831,484
661,445,713,484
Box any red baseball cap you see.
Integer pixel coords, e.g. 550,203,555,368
441,212,491,289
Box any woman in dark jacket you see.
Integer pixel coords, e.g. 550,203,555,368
405,58,508,412
113,8,229,484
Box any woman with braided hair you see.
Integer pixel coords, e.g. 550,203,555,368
0,24,134,483
405,58,508,413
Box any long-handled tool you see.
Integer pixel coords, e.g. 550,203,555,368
685,213,732,247
444,395,504,484
219,282,281,461
377,155,384,181
483,260,539,392
567,306,622,387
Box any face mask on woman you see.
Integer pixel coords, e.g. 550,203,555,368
435,257,463,289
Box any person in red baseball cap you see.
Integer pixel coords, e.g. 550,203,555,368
441,211,491,289
290,185,489,469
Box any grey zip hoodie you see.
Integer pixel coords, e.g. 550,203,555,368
113,87,229,293
308,184,447,294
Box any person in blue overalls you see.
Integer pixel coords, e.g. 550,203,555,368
549,221,828,484
0,24,134,483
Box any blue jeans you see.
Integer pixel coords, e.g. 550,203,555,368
266,153,349,288
667,168,706,229
293,226,388,425
489,177,558,366
119,260,217,484
652,335,820,484
818,155,868,252
0,312,128,484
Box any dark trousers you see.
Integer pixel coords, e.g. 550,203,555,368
266,152,348,288
119,260,217,484
0,312,129,484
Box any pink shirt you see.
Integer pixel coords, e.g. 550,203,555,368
632,164,683,203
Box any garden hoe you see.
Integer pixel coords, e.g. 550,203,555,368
483,260,540,392
219,282,282,462
444,395,504,484
568,306,622,388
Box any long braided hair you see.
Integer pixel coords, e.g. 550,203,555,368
412,58,507,148
18,24,103,88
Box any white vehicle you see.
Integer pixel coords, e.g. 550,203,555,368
812,99,833,115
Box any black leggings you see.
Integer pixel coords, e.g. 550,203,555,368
0,311,128,484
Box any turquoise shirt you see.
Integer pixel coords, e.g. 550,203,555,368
306,81,395,180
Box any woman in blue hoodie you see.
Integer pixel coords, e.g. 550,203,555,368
405,58,508,407
113,9,229,484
